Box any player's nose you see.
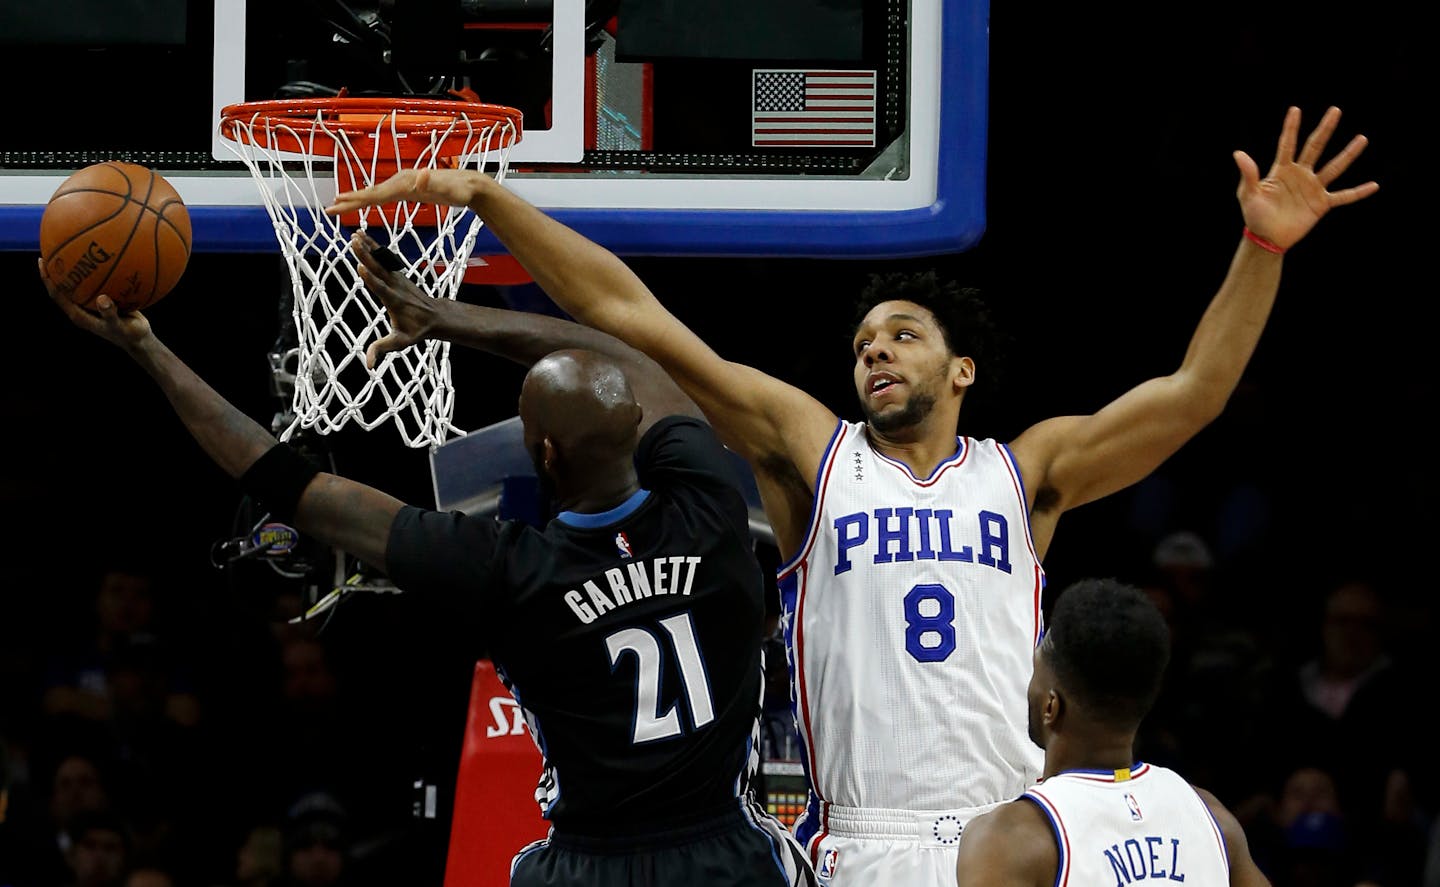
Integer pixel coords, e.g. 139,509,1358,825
862,342,892,365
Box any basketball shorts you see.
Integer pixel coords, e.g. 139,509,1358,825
801,801,1002,887
510,800,818,887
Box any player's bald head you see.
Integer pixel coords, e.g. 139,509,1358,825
519,349,642,455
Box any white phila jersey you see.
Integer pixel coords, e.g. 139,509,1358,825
778,420,1044,819
1022,763,1231,885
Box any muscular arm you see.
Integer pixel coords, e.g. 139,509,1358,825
336,174,838,552
954,801,1056,886
352,236,700,435
44,281,405,574
1194,788,1273,887
1013,238,1281,552
128,335,403,571
1010,105,1377,557
462,176,837,468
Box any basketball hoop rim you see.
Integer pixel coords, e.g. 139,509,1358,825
219,96,524,158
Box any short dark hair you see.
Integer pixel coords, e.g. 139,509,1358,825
851,270,1009,403
1044,577,1171,729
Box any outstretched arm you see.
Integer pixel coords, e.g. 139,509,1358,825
1011,105,1378,555
328,173,840,554
351,231,699,434
41,262,404,572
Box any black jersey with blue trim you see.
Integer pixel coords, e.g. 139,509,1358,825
385,415,767,831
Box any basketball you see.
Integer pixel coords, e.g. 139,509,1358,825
39,162,192,312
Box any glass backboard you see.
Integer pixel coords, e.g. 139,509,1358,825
0,0,987,259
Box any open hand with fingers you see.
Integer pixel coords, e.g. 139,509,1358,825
1234,105,1379,251
350,232,451,369
327,168,485,218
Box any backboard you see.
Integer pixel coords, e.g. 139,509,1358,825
431,414,774,542
0,0,987,259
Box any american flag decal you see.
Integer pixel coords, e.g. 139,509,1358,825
752,69,877,148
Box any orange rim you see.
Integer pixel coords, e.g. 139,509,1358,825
219,96,523,159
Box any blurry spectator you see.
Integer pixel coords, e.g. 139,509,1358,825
1299,580,1390,721
1131,533,1271,806
38,565,203,789
42,567,160,724
122,869,173,887
61,809,131,887
202,822,284,887
99,634,207,866
0,736,29,887
1425,816,1440,887
1245,766,1350,881
1255,577,1429,886
52,753,112,848
7,749,121,886
268,636,364,811
278,793,350,887
1151,529,1215,609
233,825,284,887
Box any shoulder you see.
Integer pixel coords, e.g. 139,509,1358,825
637,415,746,491
637,414,720,460
1190,786,1250,853
1190,785,1274,885
1006,415,1081,473
955,799,1056,884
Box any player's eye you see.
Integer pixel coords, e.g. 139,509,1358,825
854,340,871,355
896,329,917,341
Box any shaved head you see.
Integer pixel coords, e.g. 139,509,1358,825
519,350,643,505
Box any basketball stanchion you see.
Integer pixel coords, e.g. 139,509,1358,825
218,95,523,449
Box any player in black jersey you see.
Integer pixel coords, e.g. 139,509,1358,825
38,237,818,887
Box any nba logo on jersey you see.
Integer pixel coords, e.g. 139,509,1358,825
818,847,840,880
1125,792,1144,821
615,531,633,558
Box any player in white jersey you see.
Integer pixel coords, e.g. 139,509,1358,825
955,577,1271,886
776,424,1046,883
328,104,1377,887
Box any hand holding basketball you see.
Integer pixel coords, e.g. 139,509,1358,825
39,162,192,312
39,257,154,350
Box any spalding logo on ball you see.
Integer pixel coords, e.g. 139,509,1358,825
39,162,193,312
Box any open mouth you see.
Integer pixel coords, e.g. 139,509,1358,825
868,373,901,396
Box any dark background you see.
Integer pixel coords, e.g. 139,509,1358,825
1,0,1431,883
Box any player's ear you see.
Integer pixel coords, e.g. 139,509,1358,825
1043,689,1063,729
950,355,975,393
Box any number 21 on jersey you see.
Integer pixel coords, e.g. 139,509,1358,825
606,612,715,744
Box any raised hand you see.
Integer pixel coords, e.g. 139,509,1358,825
350,232,444,369
326,168,482,217
1233,105,1379,251
38,257,153,349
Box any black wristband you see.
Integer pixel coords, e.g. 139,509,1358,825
239,443,321,523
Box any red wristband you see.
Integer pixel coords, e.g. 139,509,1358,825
1243,227,1286,255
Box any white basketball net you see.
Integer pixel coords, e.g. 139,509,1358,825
218,105,518,449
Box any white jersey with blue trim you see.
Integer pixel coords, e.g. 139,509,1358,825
1021,763,1231,886
778,419,1044,815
